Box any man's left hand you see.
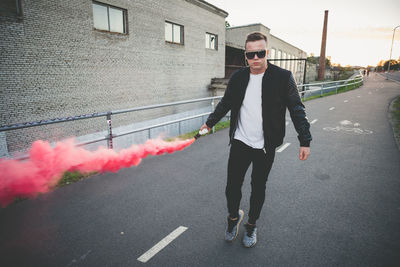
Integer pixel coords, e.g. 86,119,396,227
299,147,310,161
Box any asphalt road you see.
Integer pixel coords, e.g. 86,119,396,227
1,73,400,267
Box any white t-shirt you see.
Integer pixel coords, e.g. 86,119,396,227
234,73,264,149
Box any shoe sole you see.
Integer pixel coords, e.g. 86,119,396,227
226,209,244,242
242,239,257,248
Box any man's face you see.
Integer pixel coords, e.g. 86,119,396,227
245,40,269,74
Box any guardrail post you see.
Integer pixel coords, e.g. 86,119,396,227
211,99,215,133
320,84,323,97
335,82,338,94
106,112,113,149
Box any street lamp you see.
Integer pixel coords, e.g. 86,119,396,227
387,25,400,79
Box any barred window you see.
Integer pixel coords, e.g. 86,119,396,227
92,1,127,34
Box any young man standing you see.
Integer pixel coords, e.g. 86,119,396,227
200,32,312,247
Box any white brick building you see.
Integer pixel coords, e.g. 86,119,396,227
0,0,228,155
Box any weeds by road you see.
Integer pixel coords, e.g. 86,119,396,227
389,96,400,151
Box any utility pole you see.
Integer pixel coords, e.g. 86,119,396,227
387,25,400,80
318,10,329,81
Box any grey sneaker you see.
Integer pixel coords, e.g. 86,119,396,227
242,223,257,248
225,209,244,242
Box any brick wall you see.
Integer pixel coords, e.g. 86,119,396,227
0,0,227,155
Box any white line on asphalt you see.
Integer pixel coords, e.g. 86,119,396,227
310,119,318,124
344,100,348,103
357,95,361,98
137,226,188,263
329,107,335,110
276,143,291,153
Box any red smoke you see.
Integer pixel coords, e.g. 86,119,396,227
0,138,195,207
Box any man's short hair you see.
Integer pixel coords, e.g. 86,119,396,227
245,32,267,48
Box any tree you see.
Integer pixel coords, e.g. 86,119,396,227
307,55,331,68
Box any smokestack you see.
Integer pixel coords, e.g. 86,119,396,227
318,10,329,81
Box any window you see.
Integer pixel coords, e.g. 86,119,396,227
0,0,22,17
205,33,217,50
282,52,287,69
92,2,127,34
165,21,184,44
270,48,276,60
277,50,282,67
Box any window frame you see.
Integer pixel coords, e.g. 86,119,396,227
205,32,218,50
165,21,184,45
92,1,128,34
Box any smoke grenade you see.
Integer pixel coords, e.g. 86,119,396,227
194,128,209,139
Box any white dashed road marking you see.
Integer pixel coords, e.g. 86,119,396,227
329,107,335,111
357,95,361,98
310,119,318,124
344,100,348,103
137,226,188,263
276,143,291,153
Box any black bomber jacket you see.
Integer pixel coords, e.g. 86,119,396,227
205,62,312,148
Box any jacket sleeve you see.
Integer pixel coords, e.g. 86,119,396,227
205,77,234,128
285,73,312,147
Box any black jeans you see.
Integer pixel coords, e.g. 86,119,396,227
226,139,276,224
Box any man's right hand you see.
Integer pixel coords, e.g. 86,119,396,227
200,123,211,133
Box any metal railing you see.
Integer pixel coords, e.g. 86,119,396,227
298,75,363,101
0,96,223,159
0,75,363,160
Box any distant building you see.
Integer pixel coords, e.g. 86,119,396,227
225,23,307,83
0,0,228,156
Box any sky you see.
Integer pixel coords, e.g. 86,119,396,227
206,0,400,67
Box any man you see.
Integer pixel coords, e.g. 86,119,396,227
199,32,312,248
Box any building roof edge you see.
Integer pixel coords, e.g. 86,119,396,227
269,33,306,54
186,0,229,18
227,23,271,31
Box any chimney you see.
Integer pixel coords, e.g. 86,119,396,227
318,10,328,81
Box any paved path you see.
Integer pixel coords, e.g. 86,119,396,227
1,73,400,266
381,71,400,83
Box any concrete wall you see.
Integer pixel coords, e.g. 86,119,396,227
0,0,227,156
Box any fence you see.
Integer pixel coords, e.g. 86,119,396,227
298,75,363,101
0,75,363,160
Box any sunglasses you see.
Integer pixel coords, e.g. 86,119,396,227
245,50,266,59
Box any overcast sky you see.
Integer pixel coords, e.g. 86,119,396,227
207,0,400,67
